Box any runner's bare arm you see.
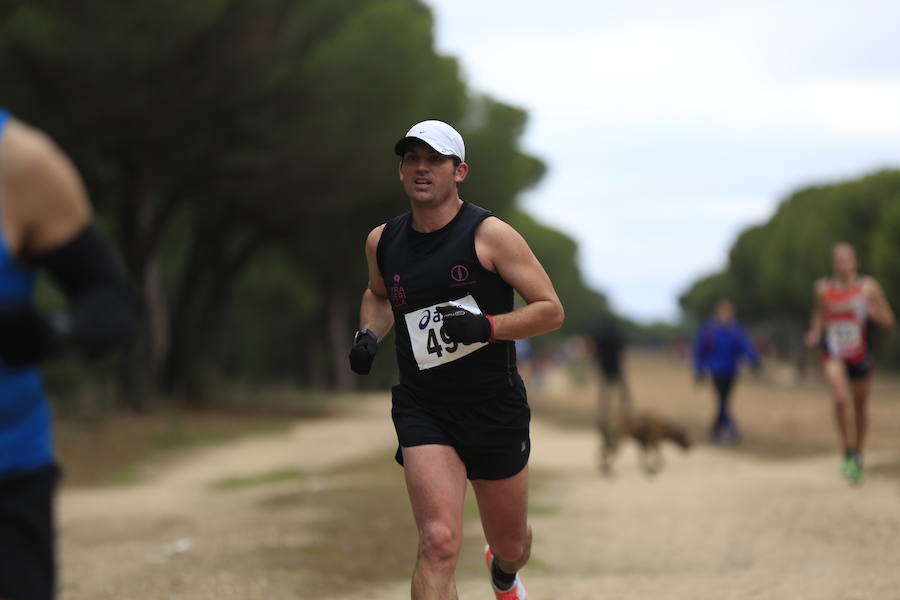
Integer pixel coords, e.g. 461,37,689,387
864,278,895,330
804,279,826,348
1,118,91,257
358,224,394,340
0,119,139,365
475,217,564,340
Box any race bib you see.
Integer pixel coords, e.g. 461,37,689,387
825,320,863,357
404,294,488,370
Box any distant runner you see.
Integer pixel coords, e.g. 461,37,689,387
804,242,895,484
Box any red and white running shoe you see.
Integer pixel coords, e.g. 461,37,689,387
484,545,527,600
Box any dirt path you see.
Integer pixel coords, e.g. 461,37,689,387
58,398,398,599
58,356,900,599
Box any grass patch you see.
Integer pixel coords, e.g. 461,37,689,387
255,456,559,595
54,390,391,488
105,465,141,486
55,391,390,488
212,468,306,490
256,452,419,596
528,502,560,516
56,410,297,487
209,387,362,417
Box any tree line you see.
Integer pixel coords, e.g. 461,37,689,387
679,170,900,367
0,0,611,408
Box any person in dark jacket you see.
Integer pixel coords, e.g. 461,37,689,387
590,317,632,423
693,298,759,444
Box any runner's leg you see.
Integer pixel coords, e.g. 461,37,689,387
823,359,852,451
850,376,870,454
402,445,468,600
472,466,531,575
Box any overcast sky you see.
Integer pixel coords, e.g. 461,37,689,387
424,0,900,322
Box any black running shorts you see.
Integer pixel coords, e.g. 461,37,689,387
391,377,531,481
0,463,59,600
844,357,873,380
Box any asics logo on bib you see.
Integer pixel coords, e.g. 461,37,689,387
418,310,439,330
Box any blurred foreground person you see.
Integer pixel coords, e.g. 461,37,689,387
692,298,759,445
804,242,894,484
589,317,632,423
349,120,563,600
0,109,140,600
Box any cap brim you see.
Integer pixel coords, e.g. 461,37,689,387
394,136,458,159
394,136,420,156
395,136,439,156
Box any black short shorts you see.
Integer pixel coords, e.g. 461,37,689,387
844,357,873,380
0,463,59,600
391,377,531,481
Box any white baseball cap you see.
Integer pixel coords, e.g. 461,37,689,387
394,120,465,162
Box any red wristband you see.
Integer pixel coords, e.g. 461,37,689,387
485,314,496,342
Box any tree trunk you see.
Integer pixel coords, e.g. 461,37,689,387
114,157,178,410
328,293,352,391
162,230,267,399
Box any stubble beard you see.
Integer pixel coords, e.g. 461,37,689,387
407,183,456,208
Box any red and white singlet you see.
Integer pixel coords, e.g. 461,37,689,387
821,278,868,363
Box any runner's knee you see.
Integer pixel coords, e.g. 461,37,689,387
491,529,531,566
418,521,460,565
829,382,851,407
493,543,526,566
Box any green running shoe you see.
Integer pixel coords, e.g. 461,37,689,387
841,453,856,479
850,453,864,486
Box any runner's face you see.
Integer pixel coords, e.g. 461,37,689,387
398,143,466,205
715,299,735,323
832,245,857,277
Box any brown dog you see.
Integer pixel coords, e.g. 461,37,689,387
598,412,691,476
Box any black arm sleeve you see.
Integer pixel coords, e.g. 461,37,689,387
36,224,142,358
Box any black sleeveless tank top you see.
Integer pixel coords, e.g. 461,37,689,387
377,201,517,399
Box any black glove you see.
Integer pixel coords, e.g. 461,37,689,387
349,329,378,374
436,306,493,344
0,305,66,367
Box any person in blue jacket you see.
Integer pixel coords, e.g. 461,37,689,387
693,298,760,444
0,109,140,600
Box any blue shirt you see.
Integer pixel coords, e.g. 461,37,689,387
693,320,759,378
0,107,55,476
